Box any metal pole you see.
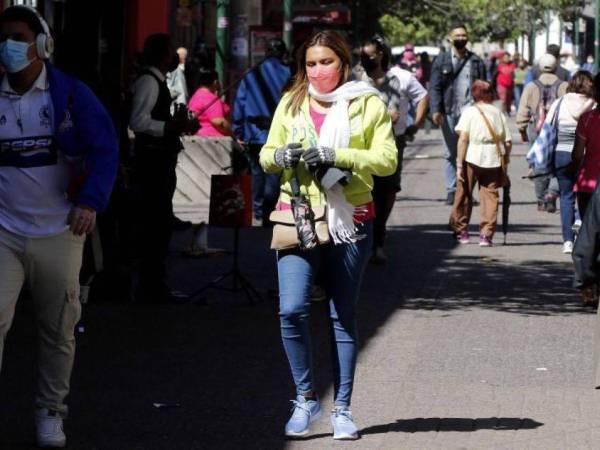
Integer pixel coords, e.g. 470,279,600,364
559,17,563,47
596,0,600,73
574,17,579,61
283,0,293,51
545,10,551,49
216,0,230,86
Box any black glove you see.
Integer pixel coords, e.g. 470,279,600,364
302,146,336,168
274,143,303,169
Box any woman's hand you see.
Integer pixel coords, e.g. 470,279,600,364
302,146,336,167
274,143,304,169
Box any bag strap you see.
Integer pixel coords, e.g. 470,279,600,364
451,52,473,82
474,104,504,161
551,98,563,128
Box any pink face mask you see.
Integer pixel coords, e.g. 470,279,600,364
307,64,341,94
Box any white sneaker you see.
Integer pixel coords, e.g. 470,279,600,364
35,408,66,448
563,241,574,254
572,219,582,234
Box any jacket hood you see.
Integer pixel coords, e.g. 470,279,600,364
562,93,596,121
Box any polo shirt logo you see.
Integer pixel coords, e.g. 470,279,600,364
39,105,51,128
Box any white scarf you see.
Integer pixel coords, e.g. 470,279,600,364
308,81,379,244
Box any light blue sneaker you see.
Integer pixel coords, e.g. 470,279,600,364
285,395,321,437
331,406,359,440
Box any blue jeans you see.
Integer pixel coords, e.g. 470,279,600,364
441,114,460,193
555,152,576,242
246,146,280,220
277,221,373,407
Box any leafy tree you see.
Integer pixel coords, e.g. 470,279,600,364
378,0,587,52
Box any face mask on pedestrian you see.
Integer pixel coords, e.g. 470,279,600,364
360,53,379,72
453,39,468,50
307,64,341,94
0,39,35,73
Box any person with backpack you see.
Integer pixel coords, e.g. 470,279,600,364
517,54,567,212
430,23,487,205
232,38,291,226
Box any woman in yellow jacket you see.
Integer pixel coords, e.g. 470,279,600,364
260,30,397,440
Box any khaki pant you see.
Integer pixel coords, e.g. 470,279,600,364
449,163,501,238
0,226,84,416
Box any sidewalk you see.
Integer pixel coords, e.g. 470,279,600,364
1,126,599,450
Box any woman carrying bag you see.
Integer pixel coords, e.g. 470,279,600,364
449,80,512,246
260,30,397,440
547,71,596,254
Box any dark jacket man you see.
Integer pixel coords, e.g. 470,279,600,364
429,49,487,117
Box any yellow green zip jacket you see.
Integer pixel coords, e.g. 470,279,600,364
260,91,398,207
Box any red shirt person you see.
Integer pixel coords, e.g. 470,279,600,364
495,53,516,114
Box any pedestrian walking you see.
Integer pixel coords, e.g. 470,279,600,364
527,44,571,83
430,23,487,205
545,71,596,254
495,52,516,115
572,73,600,218
513,57,528,109
260,30,397,440
233,38,291,226
449,80,512,246
359,35,429,262
188,69,232,137
517,54,567,213
129,34,199,303
0,6,118,447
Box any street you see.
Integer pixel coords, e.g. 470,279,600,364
1,125,599,450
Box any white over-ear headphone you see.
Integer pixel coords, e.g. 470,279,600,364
12,5,54,59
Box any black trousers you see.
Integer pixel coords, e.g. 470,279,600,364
134,149,178,294
372,135,406,248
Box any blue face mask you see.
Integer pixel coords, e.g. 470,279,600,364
0,39,35,73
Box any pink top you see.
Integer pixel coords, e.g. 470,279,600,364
310,107,327,135
285,107,376,223
188,87,231,137
575,109,600,193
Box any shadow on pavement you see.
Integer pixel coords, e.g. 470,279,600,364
0,215,579,449
360,417,544,435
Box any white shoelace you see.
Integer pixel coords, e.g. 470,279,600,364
290,400,312,419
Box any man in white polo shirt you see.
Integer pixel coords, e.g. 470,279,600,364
0,6,118,447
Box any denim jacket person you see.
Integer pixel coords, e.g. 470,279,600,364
429,50,487,116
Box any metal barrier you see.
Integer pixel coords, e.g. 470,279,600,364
173,136,236,224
